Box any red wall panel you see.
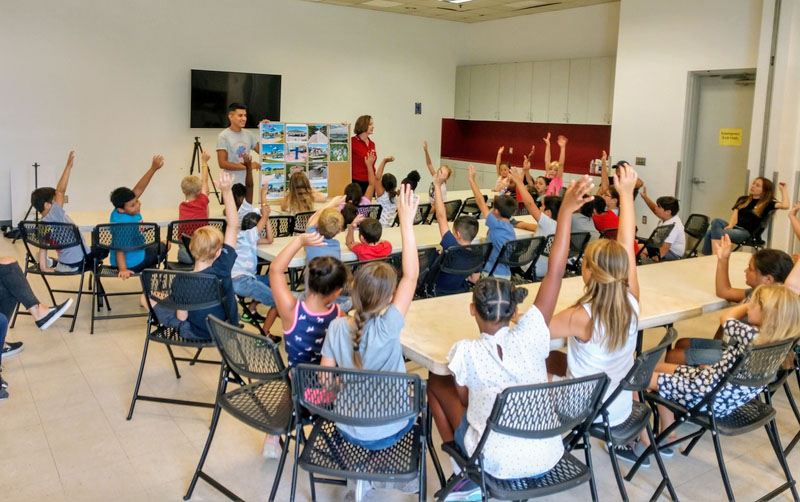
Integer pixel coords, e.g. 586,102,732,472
440,119,611,174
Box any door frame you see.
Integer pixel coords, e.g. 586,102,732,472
677,69,757,219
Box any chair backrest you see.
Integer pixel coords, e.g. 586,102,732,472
683,214,709,257
440,242,493,275
140,269,230,322
568,232,591,262
486,373,608,440
442,199,462,222
620,326,679,393
492,236,545,274
291,364,424,426
92,222,160,252
644,223,674,249
600,227,618,241
206,315,287,380
393,203,432,226
348,254,401,276
167,218,226,244
268,215,295,238
357,204,383,221
459,196,488,217
729,337,796,388
748,208,777,243
18,220,85,253
293,211,315,234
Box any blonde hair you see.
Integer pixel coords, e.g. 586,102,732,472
181,176,201,197
441,165,452,180
549,161,560,172
749,284,800,345
574,239,637,352
349,262,397,367
189,226,223,262
317,208,343,239
282,172,314,213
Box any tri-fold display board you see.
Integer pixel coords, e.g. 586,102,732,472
260,122,351,199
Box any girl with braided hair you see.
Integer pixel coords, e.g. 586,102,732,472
426,175,595,493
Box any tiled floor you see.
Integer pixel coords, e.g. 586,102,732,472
2,237,800,501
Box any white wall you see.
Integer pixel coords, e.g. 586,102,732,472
0,0,462,221
610,0,764,233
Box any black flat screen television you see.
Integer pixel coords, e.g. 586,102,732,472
190,69,281,128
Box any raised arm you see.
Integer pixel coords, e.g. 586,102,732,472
391,184,420,315
495,146,504,176
364,152,377,200
534,177,595,323
256,202,273,244
614,163,640,300
509,168,542,221
543,133,552,170
432,169,450,237
200,151,211,196
639,185,658,216
776,182,790,209
307,195,346,229
714,235,747,302
375,156,394,198
599,150,610,195
132,155,164,197
468,165,489,218
217,171,238,248
269,232,324,322
54,150,75,207
522,146,535,186
423,140,436,177
790,201,800,241
785,246,800,295
345,214,365,251
556,135,567,179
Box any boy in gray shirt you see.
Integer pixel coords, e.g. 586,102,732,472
216,102,261,186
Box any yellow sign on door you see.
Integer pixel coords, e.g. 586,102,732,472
719,128,743,146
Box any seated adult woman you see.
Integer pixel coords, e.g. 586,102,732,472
701,177,788,255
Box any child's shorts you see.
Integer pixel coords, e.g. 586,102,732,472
684,339,724,366
338,418,416,451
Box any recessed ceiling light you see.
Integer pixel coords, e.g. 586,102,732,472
505,0,548,7
362,0,402,7
440,0,473,4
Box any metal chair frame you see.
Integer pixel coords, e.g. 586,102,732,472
682,214,710,258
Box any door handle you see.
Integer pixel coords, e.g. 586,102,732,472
691,177,706,185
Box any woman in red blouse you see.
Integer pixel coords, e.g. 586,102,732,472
351,115,376,194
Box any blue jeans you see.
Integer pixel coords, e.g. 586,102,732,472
151,304,208,341
701,218,751,255
232,274,275,307
339,418,416,451
0,313,7,368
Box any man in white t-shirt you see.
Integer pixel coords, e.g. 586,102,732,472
641,186,685,261
217,103,262,186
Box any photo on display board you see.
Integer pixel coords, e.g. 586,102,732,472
308,124,329,144
308,161,328,180
285,143,308,162
261,164,286,199
308,143,328,161
261,123,285,144
311,178,328,195
285,124,309,142
330,142,348,162
329,124,348,142
262,143,285,162
287,163,306,176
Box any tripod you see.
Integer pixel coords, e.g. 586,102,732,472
13,162,40,242
189,137,221,204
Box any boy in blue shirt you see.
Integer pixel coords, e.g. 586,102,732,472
108,155,166,279
468,165,516,279
432,169,479,294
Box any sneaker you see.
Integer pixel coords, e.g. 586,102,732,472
606,442,651,468
344,479,372,502
444,478,483,501
240,310,253,323
268,334,282,345
35,298,73,330
0,388,8,401
1,342,24,359
261,434,281,459
0,374,7,389
249,310,266,323
658,442,675,458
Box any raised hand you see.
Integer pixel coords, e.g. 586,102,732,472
151,155,165,171
396,183,419,227
613,163,638,194
557,135,568,147
201,151,211,164
423,140,428,151
561,176,595,215
299,231,325,247
716,234,733,260
365,151,376,168
434,169,448,186
508,167,525,186
543,132,551,145
328,195,346,207
641,185,647,198
468,164,477,180
601,150,607,161
262,203,271,216
790,200,800,217
218,170,234,191
497,146,505,155
523,154,532,171
66,150,75,167
383,156,395,163
351,213,366,228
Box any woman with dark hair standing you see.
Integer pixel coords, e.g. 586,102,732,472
701,177,789,255
351,115,376,194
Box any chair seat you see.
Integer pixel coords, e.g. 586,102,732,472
219,379,293,435
689,399,776,436
164,260,194,271
299,418,420,482
149,326,215,348
25,263,84,276
96,265,141,278
589,401,651,445
484,452,591,500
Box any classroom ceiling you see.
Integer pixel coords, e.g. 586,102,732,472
300,0,617,23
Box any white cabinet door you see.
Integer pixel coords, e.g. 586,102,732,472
587,56,614,125
497,63,516,121
548,59,570,124
567,58,591,124
454,66,471,120
469,64,500,121
512,62,533,122
531,61,550,123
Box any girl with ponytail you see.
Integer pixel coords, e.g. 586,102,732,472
427,174,596,487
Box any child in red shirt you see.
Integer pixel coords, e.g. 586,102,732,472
177,151,211,263
346,215,392,261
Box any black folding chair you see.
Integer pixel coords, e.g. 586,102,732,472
600,227,618,240
12,221,91,332
733,209,777,251
683,214,709,258
422,242,493,298
356,204,383,221
490,236,546,284
564,232,591,276
632,338,799,502
269,215,295,237
440,199,463,223
90,222,162,334
636,224,674,264
394,203,432,226
184,316,294,502
127,269,232,419
436,374,609,502
767,344,800,456
459,196,488,218
292,211,315,235
570,328,679,502
164,218,226,271
289,365,427,502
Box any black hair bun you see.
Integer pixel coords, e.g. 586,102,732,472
511,287,529,304
407,170,421,183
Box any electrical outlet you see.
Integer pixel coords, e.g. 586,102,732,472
642,215,647,224
636,157,646,166
64,195,69,203
509,147,513,154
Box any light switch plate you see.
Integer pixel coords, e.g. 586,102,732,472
636,157,646,166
